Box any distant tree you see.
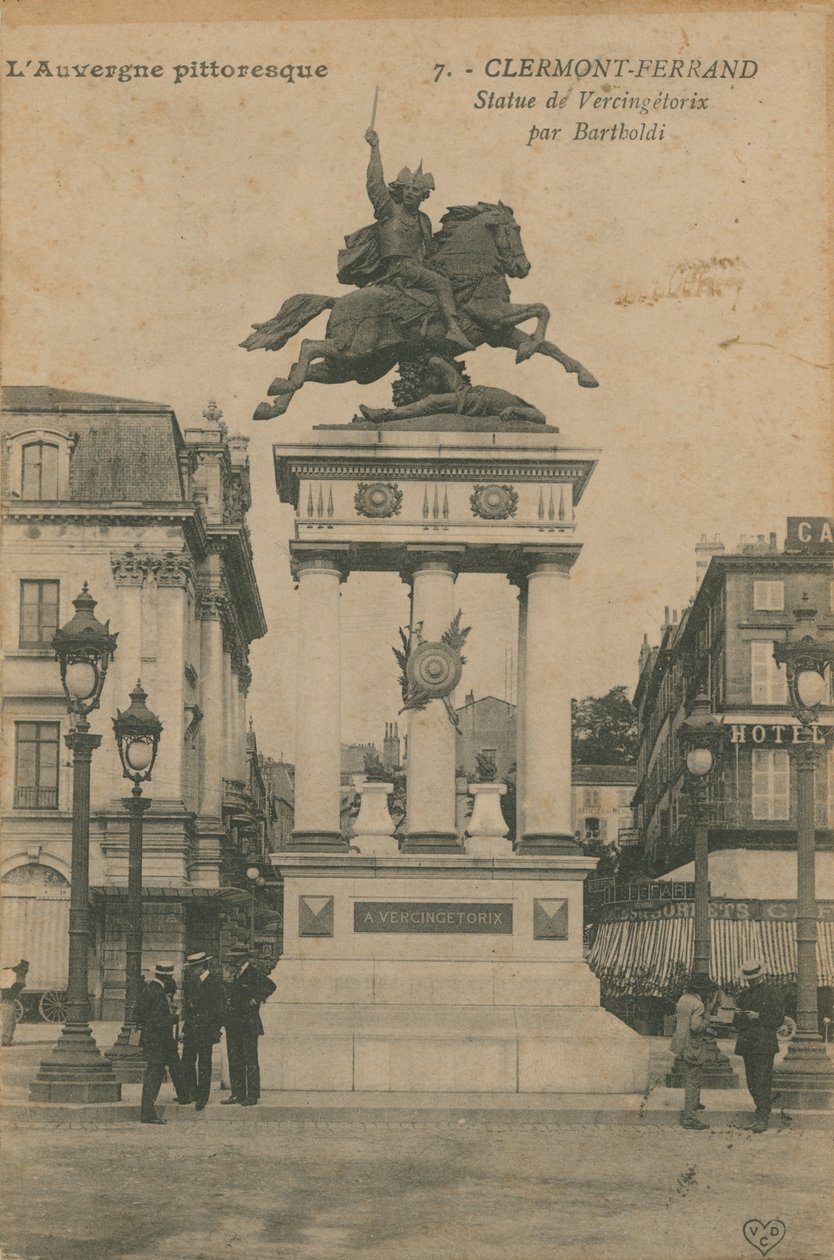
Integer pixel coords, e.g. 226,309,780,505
571,686,638,766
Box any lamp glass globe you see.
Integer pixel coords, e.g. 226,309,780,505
125,739,153,772
796,668,828,709
686,747,714,778
65,660,98,701
245,866,261,882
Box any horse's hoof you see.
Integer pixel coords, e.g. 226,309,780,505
253,401,280,421
577,370,599,388
515,340,537,364
267,377,295,397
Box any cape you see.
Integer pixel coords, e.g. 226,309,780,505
337,223,385,288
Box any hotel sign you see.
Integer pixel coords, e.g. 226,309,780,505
353,901,513,934
729,723,831,746
785,516,834,553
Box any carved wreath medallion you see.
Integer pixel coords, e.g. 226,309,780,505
354,482,403,518
470,484,518,520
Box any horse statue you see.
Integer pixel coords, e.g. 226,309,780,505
241,202,598,421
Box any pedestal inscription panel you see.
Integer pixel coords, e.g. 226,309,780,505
354,901,513,933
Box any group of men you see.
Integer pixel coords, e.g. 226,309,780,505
671,956,785,1133
135,945,276,1125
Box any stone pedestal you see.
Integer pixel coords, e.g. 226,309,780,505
466,782,510,857
266,853,650,1095
351,778,397,856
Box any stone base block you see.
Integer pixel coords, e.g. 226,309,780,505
262,1003,649,1094
29,1079,123,1103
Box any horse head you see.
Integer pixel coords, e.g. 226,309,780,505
434,203,531,280
477,201,531,280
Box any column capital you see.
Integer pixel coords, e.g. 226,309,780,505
196,589,229,622
507,544,582,587
398,544,466,585
111,551,151,587
290,541,351,582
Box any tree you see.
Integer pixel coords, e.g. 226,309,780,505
571,686,638,766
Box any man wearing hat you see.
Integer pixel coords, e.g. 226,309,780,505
134,962,189,1124
180,952,225,1110
221,946,276,1107
734,958,785,1133
1,960,29,1046
669,974,719,1130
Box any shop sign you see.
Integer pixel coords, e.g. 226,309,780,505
785,516,834,553
730,723,831,746
606,900,834,922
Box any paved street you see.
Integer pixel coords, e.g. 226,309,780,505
1,1110,831,1260
2,1027,833,1260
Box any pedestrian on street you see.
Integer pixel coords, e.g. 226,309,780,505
181,951,225,1111
0,960,29,1046
135,961,190,1124
221,946,276,1107
670,974,719,1130
733,957,785,1133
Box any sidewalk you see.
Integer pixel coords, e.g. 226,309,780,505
3,1023,832,1129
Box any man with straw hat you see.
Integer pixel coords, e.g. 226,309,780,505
135,962,189,1124
733,958,785,1133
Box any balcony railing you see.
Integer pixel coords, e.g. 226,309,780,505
14,786,58,809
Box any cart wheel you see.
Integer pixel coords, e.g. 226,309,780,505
39,990,67,1023
777,1016,797,1042
13,998,24,1022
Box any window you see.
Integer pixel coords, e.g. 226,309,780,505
584,817,607,843
751,641,788,705
815,749,834,828
14,722,60,809
751,749,790,821
19,580,59,647
583,787,600,808
753,580,784,612
21,442,59,499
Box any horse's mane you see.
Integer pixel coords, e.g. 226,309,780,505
433,202,510,248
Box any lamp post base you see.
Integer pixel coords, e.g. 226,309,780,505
105,1025,147,1083
772,1035,834,1110
667,1042,740,1090
29,1023,122,1103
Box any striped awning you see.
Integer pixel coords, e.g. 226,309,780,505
588,917,834,994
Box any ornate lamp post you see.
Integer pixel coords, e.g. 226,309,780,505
106,681,163,1081
772,596,834,1109
30,584,121,1103
669,692,738,1087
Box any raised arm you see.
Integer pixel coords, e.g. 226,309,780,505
365,128,392,220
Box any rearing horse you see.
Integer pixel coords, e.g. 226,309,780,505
242,202,597,420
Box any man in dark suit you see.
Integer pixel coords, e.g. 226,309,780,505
181,951,225,1111
734,957,785,1133
135,961,189,1124
221,946,276,1107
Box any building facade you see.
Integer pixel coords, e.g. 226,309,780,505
1,388,268,1017
571,765,637,849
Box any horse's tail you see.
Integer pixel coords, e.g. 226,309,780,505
240,293,336,352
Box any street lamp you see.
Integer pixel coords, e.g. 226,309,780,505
107,681,163,1080
246,864,266,952
668,692,737,1088
30,584,121,1103
772,595,834,1109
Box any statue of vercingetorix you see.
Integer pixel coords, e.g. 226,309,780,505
337,130,473,352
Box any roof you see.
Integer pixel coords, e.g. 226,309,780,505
3,385,185,503
456,695,516,714
659,849,834,900
2,386,171,412
266,763,295,805
572,764,637,785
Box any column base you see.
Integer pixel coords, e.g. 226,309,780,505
400,831,464,855
772,1036,834,1110
516,833,581,856
667,1050,740,1089
289,830,349,852
105,1026,147,1083
29,1023,122,1102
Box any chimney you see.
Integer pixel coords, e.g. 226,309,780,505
695,532,725,587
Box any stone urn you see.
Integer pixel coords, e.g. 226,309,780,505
465,782,510,857
351,777,397,855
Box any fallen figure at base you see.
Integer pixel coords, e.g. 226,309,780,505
354,355,545,426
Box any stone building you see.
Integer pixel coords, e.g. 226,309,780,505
571,764,637,848
589,521,834,997
0,387,267,1018
454,692,517,778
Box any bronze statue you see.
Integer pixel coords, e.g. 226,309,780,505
242,119,598,422
354,356,545,426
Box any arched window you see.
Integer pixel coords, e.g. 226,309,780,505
21,442,60,499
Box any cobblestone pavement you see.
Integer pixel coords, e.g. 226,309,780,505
1,1115,831,1260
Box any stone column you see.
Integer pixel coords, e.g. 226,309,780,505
290,551,347,851
153,556,192,804
402,552,462,852
197,590,227,820
514,580,528,847
516,549,581,854
110,552,146,716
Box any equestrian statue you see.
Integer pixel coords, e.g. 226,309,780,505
242,121,598,423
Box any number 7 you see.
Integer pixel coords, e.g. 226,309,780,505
433,64,446,83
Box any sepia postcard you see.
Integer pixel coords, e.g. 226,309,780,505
0,1,832,1258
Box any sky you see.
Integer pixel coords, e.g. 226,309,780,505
2,11,831,758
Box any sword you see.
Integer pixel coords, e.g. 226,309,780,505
369,84,379,132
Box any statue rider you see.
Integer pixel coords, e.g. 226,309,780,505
337,129,473,353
